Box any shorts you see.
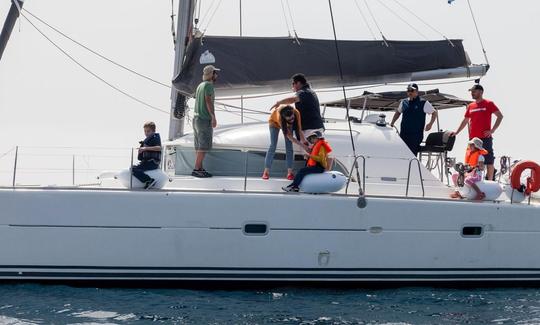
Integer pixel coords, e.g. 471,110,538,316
193,116,213,151
480,137,495,165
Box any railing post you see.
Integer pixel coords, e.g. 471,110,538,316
406,158,425,197
12,146,18,187
72,154,76,186
345,155,366,195
129,148,134,189
243,149,249,192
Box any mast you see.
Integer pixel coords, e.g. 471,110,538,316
0,0,24,62
169,0,196,140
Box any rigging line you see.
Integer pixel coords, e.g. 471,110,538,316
327,1,357,156
352,0,376,40
284,0,299,38
374,0,428,40
215,101,270,115
466,0,489,65
391,0,451,43
198,0,216,27
328,0,365,204
170,0,177,45
217,106,263,122
20,13,169,115
363,0,388,45
23,9,172,89
279,0,292,37
201,0,223,34
0,147,16,160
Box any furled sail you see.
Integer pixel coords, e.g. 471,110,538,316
173,36,484,97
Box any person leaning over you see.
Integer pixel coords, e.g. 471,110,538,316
271,73,325,137
262,105,306,180
451,84,503,181
132,121,162,189
192,65,220,178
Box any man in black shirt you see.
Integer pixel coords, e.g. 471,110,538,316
271,73,324,140
132,121,162,189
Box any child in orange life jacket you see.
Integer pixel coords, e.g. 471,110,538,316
450,137,489,200
282,130,332,192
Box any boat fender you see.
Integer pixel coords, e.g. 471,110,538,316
511,160,540,195
458,181,503,201
299,171,347,193
100,169,171,189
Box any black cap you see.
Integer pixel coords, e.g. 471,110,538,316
469,84,484,91
406,83,419,91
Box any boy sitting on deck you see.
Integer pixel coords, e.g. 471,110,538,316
450,137,488,200
282,131,332,192
132,122,162,189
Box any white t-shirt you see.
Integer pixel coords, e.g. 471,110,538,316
396,99,435,114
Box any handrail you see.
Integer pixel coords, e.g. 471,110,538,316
345,155,366,195
406,158,425,197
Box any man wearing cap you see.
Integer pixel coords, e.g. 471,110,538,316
390,83,438,156
271,73,325,138
452,84,503,180
192,65,220,178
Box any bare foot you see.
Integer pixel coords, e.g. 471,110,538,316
474,192,486,201
450,191,463,199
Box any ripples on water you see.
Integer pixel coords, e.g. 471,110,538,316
1,284,540,324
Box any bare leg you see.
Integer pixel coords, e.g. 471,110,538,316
195,150,206,170
470,183,486,200
486,164,495,181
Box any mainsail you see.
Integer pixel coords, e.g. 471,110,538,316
173,36,486,97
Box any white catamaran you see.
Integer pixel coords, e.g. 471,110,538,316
0,0,539,284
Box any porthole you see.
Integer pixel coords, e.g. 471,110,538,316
462,226,483,237
243,223,268,235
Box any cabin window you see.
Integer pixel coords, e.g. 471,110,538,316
173,147,346,177
462,226,483,237
243,223,268,235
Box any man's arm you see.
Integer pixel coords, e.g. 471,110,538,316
452,117,470,136
205,95,217,128
140,146,161,152
390,111,401,128
270,96,299,110
484,110,504,137
425,110,438,131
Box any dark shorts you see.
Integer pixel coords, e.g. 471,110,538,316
193,116,213,151
480,137,495,165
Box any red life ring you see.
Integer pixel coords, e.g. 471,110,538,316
511,160,540,195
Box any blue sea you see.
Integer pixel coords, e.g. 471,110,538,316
0,284,539,324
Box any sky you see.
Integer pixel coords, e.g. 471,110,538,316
0,0,539,184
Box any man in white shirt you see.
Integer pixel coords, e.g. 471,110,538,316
390,83,438,156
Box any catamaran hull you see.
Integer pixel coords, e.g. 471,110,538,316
1,188,539,283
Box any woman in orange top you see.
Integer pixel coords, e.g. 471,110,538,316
262,105,306,180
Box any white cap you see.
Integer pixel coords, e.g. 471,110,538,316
468,137,484,150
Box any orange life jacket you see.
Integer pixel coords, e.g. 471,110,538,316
307,139,332,168
465,148,488,167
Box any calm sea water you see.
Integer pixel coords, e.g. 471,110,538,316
0,284,539,324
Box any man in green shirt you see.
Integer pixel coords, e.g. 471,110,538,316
192,65,219,178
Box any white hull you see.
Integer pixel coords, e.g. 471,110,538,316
1,187,539,283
